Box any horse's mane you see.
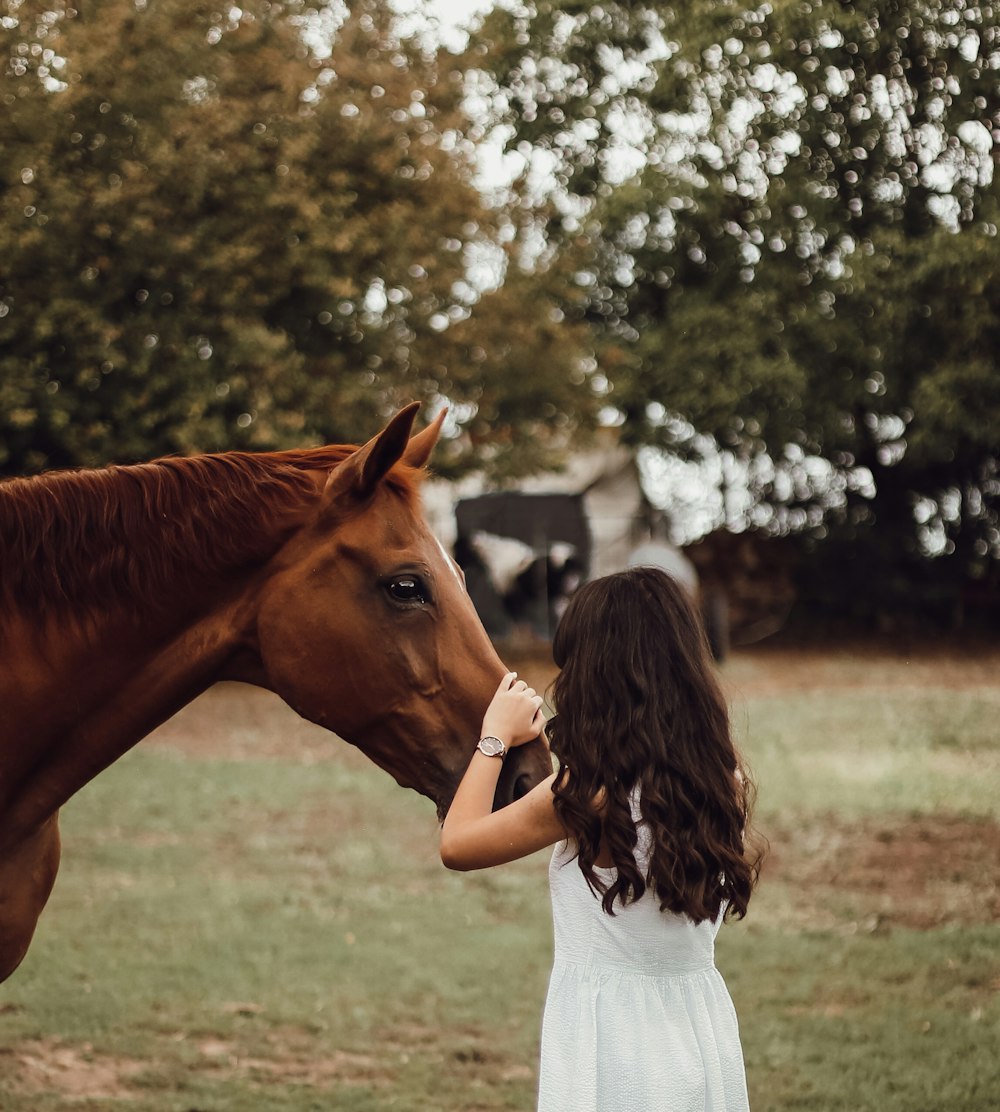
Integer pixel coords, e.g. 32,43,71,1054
0,446,419,619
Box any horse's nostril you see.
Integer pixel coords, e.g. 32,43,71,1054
512,773,533,801
492,769,537,812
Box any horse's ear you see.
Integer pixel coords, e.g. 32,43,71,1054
322,402,421,505
403,406,447,469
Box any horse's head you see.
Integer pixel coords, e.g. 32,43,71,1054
253,404,551,818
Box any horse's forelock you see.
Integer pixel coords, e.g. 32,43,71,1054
0,446,423,620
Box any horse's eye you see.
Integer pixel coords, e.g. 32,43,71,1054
386,575,428,605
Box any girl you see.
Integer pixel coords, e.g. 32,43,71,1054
441,566,760,1112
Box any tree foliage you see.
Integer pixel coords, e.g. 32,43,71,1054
0,0,595,477
474,0,1000,616
4,0,998,621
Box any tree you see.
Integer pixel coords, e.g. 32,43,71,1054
472,0,1000,622
0,0,596,478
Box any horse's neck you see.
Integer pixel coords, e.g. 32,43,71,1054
0,454,313,738
0,582,258,849
0,456,322,845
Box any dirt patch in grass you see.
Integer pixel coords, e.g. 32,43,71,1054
194,1027,389,1089
761,813,1000,930
379,1021,536,1088
1,1038,146,1100
2,1030,393,1100
0,1024,537,1104
723,643,1000,699
0,1024,537,1106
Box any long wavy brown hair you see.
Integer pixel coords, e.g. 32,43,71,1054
547,566,761,923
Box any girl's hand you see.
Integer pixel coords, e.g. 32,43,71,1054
482,672,545,748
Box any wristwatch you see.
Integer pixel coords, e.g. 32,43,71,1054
477,735,508,760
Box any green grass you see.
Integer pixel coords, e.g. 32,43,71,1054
1,649,999,1110
738,687,1000,820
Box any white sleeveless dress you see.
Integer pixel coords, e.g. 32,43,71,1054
537,798,750,1112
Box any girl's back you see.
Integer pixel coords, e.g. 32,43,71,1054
547,798,721,976
540,795,749,1112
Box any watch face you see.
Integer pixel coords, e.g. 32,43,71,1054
479,736,504,757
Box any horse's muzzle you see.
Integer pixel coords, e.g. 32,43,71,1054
492,737,553,811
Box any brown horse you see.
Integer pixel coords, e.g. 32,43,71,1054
0,403,551,983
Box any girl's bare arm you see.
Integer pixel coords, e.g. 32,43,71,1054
441,766,563,870
440,672,564,870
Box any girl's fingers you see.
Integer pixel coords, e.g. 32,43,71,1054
497,675,537,699
496,671,517,695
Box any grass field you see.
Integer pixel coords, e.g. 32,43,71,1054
1,644,998,1111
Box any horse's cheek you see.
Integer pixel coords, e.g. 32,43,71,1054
254,591,356,726
382,616,443,698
